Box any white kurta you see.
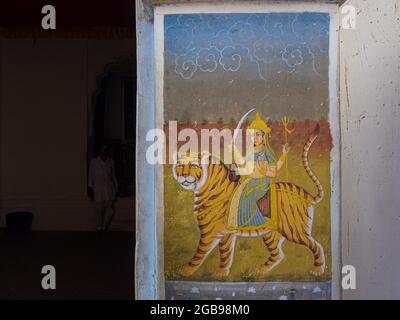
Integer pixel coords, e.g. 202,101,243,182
88,157,118,202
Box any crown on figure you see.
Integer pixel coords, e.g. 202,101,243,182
248,112,271,134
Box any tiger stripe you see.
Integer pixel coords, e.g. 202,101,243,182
175,125,326,278
261,232,285,270
302,124,324,205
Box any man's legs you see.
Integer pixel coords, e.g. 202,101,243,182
102,200,114,231
95,201,104,231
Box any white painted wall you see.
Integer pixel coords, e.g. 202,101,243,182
340,0,400,299
0,38,135,231
137,0,342,300
134,0,400,300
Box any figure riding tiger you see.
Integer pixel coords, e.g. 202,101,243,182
172,111,325,278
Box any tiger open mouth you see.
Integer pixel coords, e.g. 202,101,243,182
177,175,197,189
181,180,194,186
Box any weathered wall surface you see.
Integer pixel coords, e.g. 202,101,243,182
135,0,161,299
0,38,134,231
135,0,400,299
340,0,400,299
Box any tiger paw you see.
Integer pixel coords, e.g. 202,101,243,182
255,264,273,275
215,267,230,278
310,264,325,276
178,264,196,277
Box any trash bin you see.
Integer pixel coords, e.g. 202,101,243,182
5,212,34,235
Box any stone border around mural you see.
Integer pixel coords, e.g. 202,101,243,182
135,0,342,300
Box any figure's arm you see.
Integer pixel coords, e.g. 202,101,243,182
111,160,118,193
230,143,258,176
231,143,246,167
263,145,289,178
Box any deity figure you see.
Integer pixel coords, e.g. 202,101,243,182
228,112,289,230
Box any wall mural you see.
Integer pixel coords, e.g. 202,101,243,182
163,12,334,298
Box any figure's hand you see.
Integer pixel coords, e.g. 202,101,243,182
231,143,245,166
256,156,263,169
282,144,290,155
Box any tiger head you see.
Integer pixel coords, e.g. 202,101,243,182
172,152,209,192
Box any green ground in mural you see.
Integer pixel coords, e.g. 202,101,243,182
164,147,332,282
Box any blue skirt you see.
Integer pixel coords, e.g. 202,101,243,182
237,177,269,227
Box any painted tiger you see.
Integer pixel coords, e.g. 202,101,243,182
172,125,325,278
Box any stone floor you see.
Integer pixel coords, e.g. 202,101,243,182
166,280,332,300
0,231,135,300
0,230,333,300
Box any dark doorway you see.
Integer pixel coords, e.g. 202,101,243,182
90,57,136,198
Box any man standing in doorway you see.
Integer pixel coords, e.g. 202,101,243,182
88,146,118,231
